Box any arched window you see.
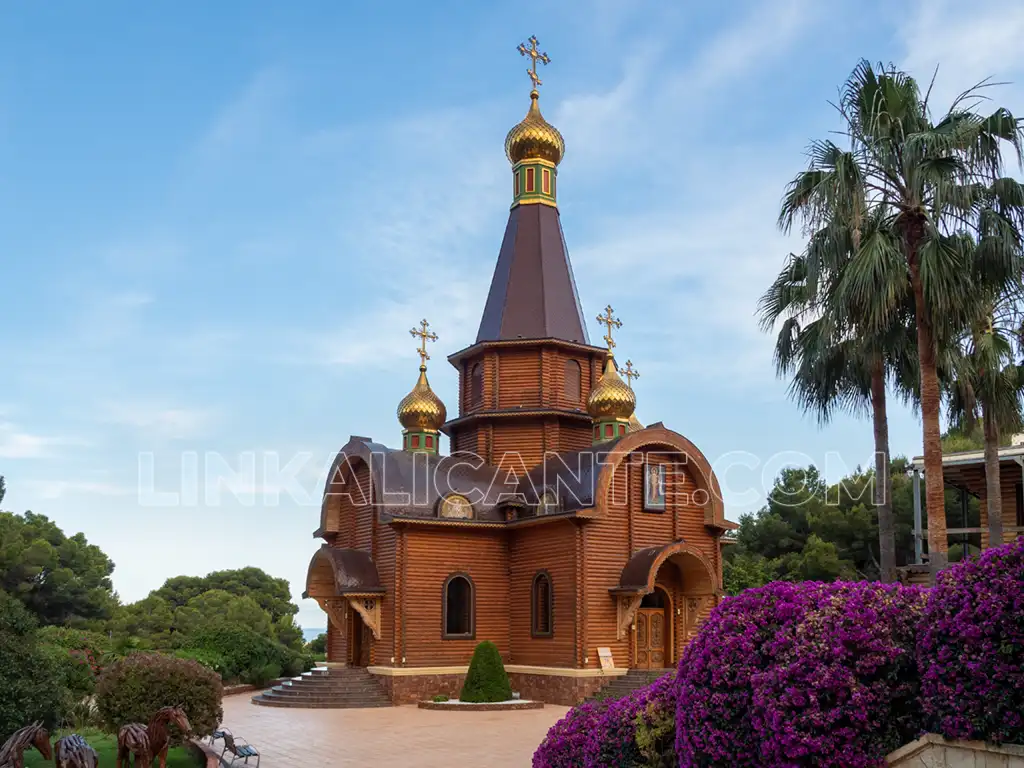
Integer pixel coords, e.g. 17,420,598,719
531,571,553,637
563,359,582,402
538,489,558,516
470,362,484,408
443,574,474,638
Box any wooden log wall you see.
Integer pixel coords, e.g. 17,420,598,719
508,521,578,666
401,528,510,665
583,448,721,670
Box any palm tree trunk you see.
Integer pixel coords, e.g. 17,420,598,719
982,401,1004,548
907,226,948,571
870,357,897,581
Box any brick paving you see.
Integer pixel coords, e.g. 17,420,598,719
218,692,569,767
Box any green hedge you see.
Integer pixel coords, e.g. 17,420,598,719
460,641,512,703
180,627,311,683
0,593,67,740
96,653,222,740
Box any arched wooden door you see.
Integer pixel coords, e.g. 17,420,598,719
634,587,671,669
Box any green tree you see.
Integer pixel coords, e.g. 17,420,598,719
306,632,327,655
0,510,117,626
780,60,1024,570
0,591,67,740
153,567,297,623
172,589,273,637
946,296,1024,547
759,210,916,582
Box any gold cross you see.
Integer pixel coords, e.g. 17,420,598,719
517,35,550,89
409,319,438,366
596,305,622,351
622,360,640,390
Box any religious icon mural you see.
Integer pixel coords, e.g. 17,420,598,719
644,461,666,510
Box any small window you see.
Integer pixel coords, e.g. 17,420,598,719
425,435,433,449
538,490,558,515
411,435,420,448
532,572,553,637
443,574,474,638
563,359,581,402
470,363,484,408
526,167,535,192
514,171,520,197
542,169,551,194
551,175,556,197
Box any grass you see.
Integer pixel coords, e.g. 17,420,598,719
24,728,201,767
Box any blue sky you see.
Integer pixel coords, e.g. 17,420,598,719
2,0,1023,630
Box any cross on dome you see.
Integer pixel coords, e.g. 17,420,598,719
517,35,550,90
410,319,439,367
596,305,622,351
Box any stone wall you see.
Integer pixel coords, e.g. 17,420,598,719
372,669,616,706
507,672,610,706
377,673,467,705
887,734,1024,767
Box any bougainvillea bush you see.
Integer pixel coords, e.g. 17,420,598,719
918,536,1024,745
676,580,927,767
751,582,927,767
676,581,825,766
533,699,610,768
584,672,677,767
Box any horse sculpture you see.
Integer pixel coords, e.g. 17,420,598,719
55,734,99,768
0,723,52,768
117,706,192,768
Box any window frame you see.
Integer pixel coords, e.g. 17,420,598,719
442,572,476,640
530,570,554,638
563,358,582,403
469,362,484,408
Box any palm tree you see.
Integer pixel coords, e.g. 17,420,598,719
780,60,1024,570
946,301,1024,547
759,212,916,582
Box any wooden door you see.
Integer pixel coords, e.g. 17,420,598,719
349,609,364,667
635,608,667,669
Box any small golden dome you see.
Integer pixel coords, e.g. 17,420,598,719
628,412,644,432
505,90,565,166
397,365,447,431
587,354,636,421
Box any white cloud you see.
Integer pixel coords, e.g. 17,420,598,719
900,0,1024,111
27,479,135,500
0,422,81,459
99,402,215,440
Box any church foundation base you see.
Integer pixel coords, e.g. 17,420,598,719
368,666,626,706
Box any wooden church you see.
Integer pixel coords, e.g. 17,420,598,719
304,38,736,705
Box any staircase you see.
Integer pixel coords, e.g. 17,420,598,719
251,666,391,709
588,669,668,702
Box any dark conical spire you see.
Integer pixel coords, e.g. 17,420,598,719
475,204,589,344
475,50,588,345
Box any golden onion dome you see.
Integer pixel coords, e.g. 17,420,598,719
505,90,565,166
628,412,644,432
587,354,636,421
397,365,447,431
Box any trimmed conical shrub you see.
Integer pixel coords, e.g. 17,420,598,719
460,640,512,703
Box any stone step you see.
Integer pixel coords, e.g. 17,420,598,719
251,694,391,709
250,667,391,709
587,670,669,702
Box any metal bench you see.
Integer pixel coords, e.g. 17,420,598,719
220,731,261,767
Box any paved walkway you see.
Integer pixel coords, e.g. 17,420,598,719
219,694,568,767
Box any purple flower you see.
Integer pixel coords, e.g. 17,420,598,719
917,536,1024,745
675,580,926,767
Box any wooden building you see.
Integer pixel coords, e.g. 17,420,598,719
910,439,1024,558
303,42,737,705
